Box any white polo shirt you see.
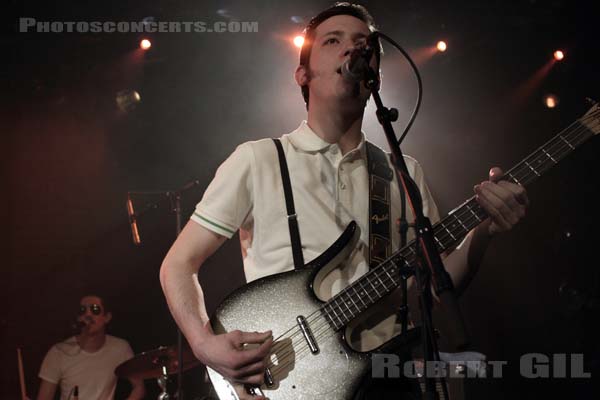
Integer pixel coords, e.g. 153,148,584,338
38,335,134,400
192,121,440,349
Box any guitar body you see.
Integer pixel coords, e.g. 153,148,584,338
208,222,372,400
206,105,600,400
208,268,370,400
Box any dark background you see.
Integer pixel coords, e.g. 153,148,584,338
3,0,599,398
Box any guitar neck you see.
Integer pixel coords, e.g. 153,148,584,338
322,117,596,330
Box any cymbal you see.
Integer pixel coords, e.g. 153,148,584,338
115,345,202,379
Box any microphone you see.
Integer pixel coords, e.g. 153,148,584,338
70,320,86,331
341,32,379,83
341,46,374,83
126,193,141,245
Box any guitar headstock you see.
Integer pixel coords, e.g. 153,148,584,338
580,102,600,135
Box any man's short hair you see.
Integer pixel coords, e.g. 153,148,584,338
299,2,380,109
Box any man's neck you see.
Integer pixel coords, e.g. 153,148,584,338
77,331,106,353
307,101,365,155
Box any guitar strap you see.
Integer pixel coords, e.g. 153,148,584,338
366,142,395,267
272,139,406,271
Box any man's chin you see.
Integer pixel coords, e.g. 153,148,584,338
336,90,369,110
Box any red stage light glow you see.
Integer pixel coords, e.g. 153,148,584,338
553,50,564,61
140,39,152,50
544,94,559,108
293,36,304,48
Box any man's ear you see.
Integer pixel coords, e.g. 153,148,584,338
295,64,310,86
105,312,112,324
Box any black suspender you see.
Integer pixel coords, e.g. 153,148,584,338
272,139,305,270
272,139,405,271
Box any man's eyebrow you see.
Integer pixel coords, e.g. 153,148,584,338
320,30,368,40
321,30,344,38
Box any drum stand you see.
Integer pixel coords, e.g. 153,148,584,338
157,363,171,400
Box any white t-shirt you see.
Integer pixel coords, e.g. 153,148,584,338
39,335,134,400
192,121,440,349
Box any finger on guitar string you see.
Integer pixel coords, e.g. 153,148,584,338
233,383,268,400
200,329,274,385
235,330,273,349
268,323,338,378
266,314,332,369
268,317,338,376
230,358,269,383
474,184,517,231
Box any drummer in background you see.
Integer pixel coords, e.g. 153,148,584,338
36,294,146,400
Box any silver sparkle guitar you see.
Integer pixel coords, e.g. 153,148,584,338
207,105,600,399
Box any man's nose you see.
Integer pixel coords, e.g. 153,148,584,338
343,42,361,57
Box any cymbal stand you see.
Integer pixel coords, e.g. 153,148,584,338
157,363,170,400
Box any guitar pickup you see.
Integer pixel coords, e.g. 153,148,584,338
296,315,319,354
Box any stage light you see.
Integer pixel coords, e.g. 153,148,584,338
293,36,305,48
436,41,447,52
544,94,559,109
553,50,564,61
140,39,152,50
116,90,141,113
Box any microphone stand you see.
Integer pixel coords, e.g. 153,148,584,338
361,58,452,400
127,179,201,400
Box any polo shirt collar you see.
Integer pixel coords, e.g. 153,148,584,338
288,120,367,158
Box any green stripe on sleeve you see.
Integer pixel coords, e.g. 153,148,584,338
194,212,236,235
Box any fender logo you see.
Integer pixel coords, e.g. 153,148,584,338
371,214,389,224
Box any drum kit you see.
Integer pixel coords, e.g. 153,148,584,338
114,344,206,400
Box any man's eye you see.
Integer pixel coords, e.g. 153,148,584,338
324,37,338,45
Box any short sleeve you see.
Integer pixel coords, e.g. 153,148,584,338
119,340,135,365
38,346,62,384
191,143,254,238
409,157,440,225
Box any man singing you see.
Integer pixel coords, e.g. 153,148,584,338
160,3,528,399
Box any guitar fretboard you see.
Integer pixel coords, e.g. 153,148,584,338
321,115,596,330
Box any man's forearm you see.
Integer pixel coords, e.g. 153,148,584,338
444,219,493,295
159,260,212,347
126,378,146,400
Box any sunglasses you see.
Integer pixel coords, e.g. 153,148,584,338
78,304,103,316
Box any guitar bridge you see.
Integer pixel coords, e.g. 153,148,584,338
264,366,274,387
296,315,319,354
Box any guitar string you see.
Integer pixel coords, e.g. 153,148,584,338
267,268,397,372
305,118,595,346
267,124,596,381
433,120,592,247
267,237,411,355
437,118,593,239
430,119,593,249
264,110,598,378
320,111,597,328
388,117,593,266
503,119,593,184
267,265,400,373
